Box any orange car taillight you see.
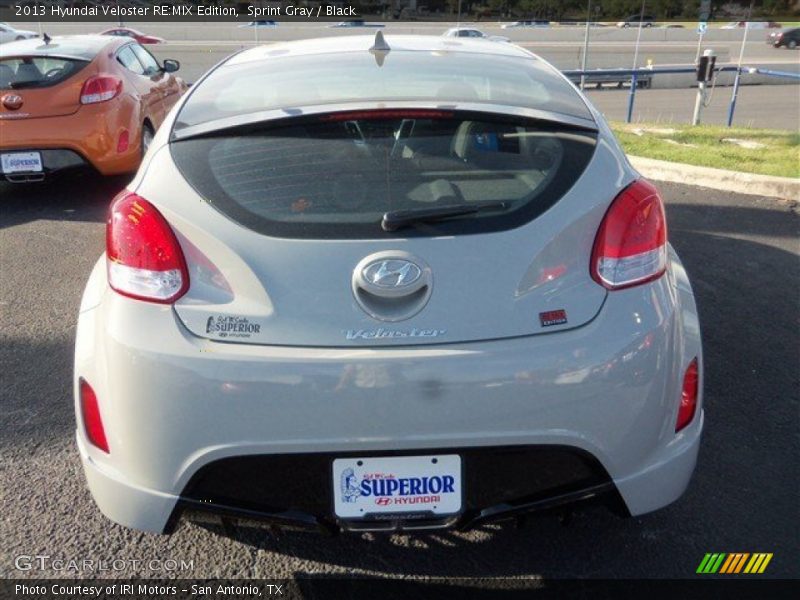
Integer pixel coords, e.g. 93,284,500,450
106,191,190,303
591,179,667,290
80,379,109,453
80,75,122,104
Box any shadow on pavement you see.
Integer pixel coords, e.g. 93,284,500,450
0,172,129,230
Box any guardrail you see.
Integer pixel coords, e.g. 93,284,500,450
562,65,800,126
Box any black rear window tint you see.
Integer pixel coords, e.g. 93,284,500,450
171,112,596,239
0,36,109,60
0,57,88,90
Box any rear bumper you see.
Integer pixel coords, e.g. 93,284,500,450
75,250,703,533
0,95,142,177
77,418,701,534
1,148,86,182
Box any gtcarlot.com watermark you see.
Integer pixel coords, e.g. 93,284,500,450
14,555,194,573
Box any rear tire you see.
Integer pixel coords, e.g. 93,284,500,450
789,40,797,49
141,124,155,159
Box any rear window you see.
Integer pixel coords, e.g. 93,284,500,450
171,112,596,239
174,51,593,132
0,57,88,90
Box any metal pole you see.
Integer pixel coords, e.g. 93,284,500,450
727,1,753,127
580,0,591,90
692,81,706,125
692,49,715,125
626,73,638,122
749,67,800,79
626,0,646,123
695,28,705,63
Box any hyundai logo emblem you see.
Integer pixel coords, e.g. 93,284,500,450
1,94,23,110
352,252,433,321
362,259,422,289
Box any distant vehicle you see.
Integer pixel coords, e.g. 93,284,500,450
328,20,385,28
616,15,655,28
0,35,187,181
721,21,781,29
0,22,38,44
501,20,550,29
239,20,279,28
442,28,511,42
769,27,800,48
557,20,606,27
100,27,164,45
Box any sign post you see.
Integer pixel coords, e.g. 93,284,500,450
692,49,716,125
695,21,707,63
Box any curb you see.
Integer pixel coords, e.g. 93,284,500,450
628,156,800,200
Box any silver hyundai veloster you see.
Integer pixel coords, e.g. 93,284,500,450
74,34,703,534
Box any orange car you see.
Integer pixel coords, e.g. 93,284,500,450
0,35,187,182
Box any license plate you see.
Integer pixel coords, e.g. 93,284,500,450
1,151,42,174
333,454,462,519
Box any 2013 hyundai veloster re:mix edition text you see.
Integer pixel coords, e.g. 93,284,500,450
74,34,703,534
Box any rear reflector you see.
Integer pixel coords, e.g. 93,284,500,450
117,129,129,154
591,179,667,290
80,379,109,453
80,75,121,105
676,358,699,432
106,191,189,303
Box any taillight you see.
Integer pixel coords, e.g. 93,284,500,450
106,192,189,303
80,379,109,453
80,75,121,104
591,179,667,290
676,359,699,432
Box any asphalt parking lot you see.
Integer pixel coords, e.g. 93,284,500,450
1,174,797,581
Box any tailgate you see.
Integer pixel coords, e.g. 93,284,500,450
0,56,91,120
138,113,631,347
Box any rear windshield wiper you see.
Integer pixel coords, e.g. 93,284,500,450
381,201,510,232
9,80,47,89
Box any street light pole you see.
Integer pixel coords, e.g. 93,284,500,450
727,0,754,127
626,0,646,123
580,0,591,91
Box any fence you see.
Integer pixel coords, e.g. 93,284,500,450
561,65,800,126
